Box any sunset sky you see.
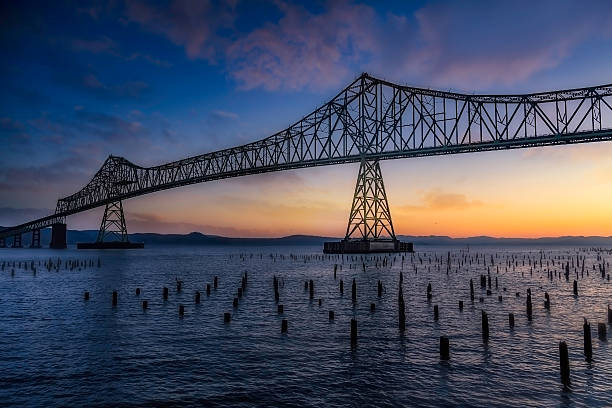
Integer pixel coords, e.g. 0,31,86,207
2,0,612,238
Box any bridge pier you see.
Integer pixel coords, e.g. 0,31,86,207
77,200,143,249
30,229,41,248
12,234,22,248
50,223,67,249
324,159,413,254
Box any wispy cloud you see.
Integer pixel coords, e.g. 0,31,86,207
399,189,484,212
124,0,237,61
226,1,377,91
123,0,612,91
70,35,173,67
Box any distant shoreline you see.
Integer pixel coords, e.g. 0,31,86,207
3,227,612,247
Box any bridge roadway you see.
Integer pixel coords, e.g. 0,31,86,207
2,73,612,241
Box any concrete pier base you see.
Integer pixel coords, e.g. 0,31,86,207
323,239,413,254
77,241,144,249
50,223,67,249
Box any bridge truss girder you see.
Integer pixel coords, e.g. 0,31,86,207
2,73,612,239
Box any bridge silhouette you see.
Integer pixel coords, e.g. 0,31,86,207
1,73,612,249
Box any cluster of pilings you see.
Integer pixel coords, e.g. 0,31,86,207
1,256,101,276
6,247,611,391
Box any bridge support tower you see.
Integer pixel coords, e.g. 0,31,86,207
12,233,22,248
50,223,67,249
30,229,41,248
324,159,413,254
77,200,143,249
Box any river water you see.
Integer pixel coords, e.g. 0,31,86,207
0,245,610,407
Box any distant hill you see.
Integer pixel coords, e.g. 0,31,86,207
398,235,612,247
3,227,612,247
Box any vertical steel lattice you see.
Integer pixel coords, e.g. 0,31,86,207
345,159,396,241
31,229,41,248
96,200,129,243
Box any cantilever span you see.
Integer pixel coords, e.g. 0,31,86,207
2,73,612,247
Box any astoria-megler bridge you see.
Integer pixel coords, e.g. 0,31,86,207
1,73,612,251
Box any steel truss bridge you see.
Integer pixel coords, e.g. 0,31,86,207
2,73,612,248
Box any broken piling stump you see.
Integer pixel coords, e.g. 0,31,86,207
598,323,607,341
482,310,489,341
584,318,593,361
440,336,450,360
559,341,570,387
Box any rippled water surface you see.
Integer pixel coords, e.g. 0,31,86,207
0,245,611,407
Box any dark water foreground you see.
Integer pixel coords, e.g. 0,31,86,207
0,245,610,407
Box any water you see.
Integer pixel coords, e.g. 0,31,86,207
0,245,610,407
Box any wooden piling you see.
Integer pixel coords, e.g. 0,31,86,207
281,319,288,333
142,300,148,310
434,304,439,321
584,318,593,361
377,280,383,297
206,283,211,295
329,310,334,320
278,304,284,314
470,279,474,301
482,310,489,341
573,280,578,296
233,297,238,308
509,313,515,328
224,312,231,323
179,304,185,317
399,288,406,333
112,290,118,306
526,293,533,321
135,288,141,296
598,323,607,341
163,287,169,300
459,300,464,311
214,276,218,289
350,319,357,347
559,341,570,387
340,279,344,294
370,303,375,312
352,278,356,302
195,291,201,304
309,280,314,299
608,305,612,324
84,291,90,301
440,336,450,360
237,287,243,298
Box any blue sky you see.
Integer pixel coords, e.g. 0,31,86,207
2,0,612,237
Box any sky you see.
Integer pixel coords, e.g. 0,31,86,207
1,0,612,238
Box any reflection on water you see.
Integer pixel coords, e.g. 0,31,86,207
0,245,610,407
